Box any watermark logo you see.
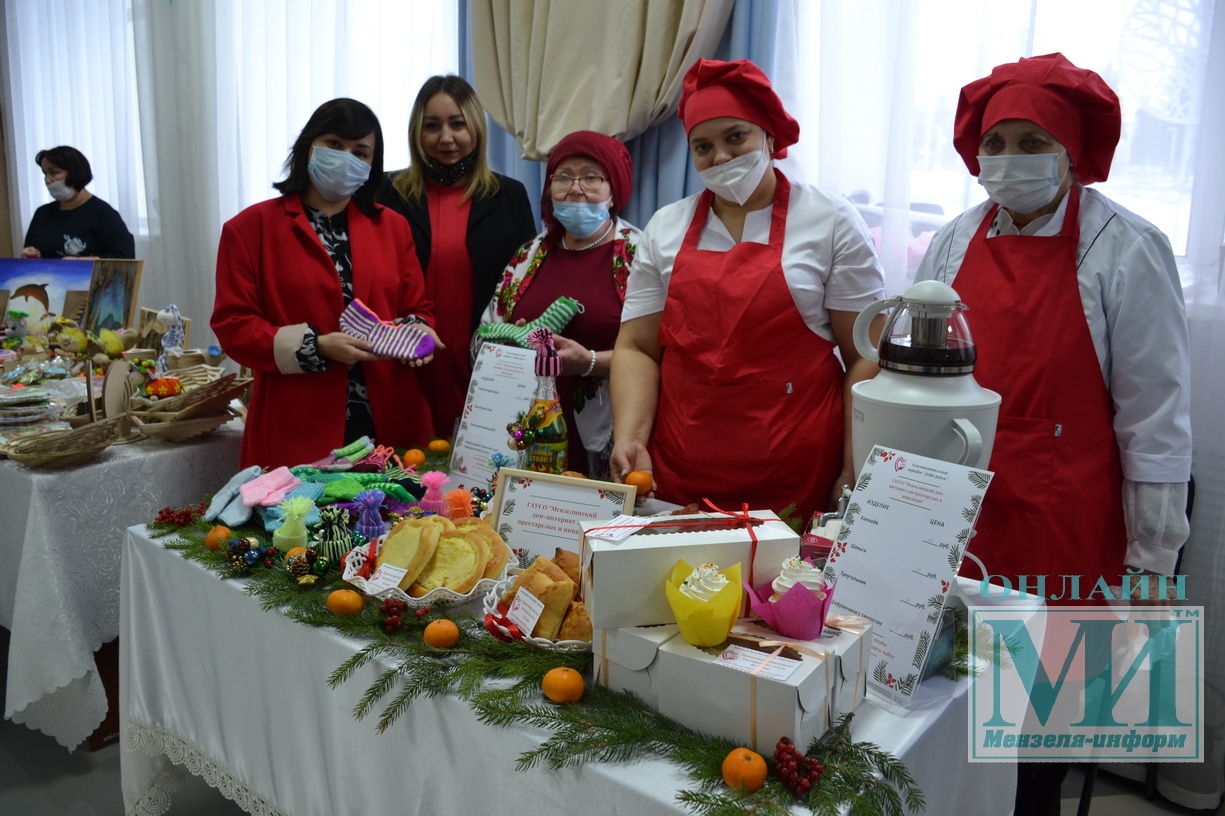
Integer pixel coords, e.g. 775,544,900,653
968,603,1202,761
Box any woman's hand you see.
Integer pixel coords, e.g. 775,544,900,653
552,334,592,376
20,247,40,258
402,324,444,368
611,439,655,491
316,332,378,364
827,467,854,510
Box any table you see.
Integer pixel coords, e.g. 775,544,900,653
1,426,242,749
120,524,1014,816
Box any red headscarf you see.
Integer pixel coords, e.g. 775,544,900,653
678,58,799,159
541,130,633,232
953,52,1121,184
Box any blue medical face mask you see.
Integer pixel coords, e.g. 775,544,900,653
307,145,371,201
552,199,610,237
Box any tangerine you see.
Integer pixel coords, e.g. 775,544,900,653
326,589,365,617
423,618,461,648
541,666,585,703
427,438,451,453
624,470,654,494
402,448,427,468
284,546,309,563
203,525,232,551
721,747,768,793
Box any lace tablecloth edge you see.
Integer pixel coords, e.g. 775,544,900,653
121,717,285,816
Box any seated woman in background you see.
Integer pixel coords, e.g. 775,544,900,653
212,98,439,469
476,130,641,478
378,75,536,439
20,145,134,259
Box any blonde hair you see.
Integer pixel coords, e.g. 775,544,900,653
391,75,500,204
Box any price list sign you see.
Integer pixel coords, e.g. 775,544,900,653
821,446,993,705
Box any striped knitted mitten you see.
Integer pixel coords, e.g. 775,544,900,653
476,296,583,347
339,298,436,361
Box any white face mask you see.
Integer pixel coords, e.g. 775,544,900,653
46,179,76,203
307,145,371,202
698,148,770,205
976,152,1066,214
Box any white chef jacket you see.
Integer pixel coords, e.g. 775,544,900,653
621,178,886,339
914,185,1192,573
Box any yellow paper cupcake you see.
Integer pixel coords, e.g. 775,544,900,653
665,560,742,646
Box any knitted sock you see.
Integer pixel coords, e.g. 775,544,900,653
476,296,583,348
240,466,301,507
339,299,436,361
204,466,263,521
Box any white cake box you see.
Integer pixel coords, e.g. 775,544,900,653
730,617,872,721
592,624,680,709
579,510,800,630
656,633,836,753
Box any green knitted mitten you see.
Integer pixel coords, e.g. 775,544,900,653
477,296,584,347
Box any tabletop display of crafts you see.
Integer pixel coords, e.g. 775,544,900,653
483,549,592,653
342,514,511,609
0,386,60,426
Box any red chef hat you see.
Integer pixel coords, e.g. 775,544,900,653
953,52,1120,184
541,130,633,232
679,58,799,159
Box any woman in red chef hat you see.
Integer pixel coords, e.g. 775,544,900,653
914,53,1192,813
610,58,886,519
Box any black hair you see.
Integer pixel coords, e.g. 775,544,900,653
34,146,92,190
274,98,384,217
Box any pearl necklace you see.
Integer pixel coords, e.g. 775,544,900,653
561,219,615,251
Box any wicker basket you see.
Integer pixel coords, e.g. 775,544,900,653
131,373,251,421
170,364,226,390
3,416,124,468
132,407,238,442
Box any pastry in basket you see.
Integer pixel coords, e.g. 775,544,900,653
555,600,592,642
419,513,457,533
551,548,580,591
375,519,441,590
409,529,488,597
499,556,573,606
506,566,577,640
452,516,510,579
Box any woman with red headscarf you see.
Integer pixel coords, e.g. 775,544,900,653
475,130,642,478
610,58,886,519
914,55,1192,812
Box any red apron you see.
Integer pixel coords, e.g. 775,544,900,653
953,186,1127,593
651,171,844,519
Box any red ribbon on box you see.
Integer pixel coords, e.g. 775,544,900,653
701,499,759,589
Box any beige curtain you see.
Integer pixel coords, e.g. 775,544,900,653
471,0,734,160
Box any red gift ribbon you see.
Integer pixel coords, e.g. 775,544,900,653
483,604,523,642
701,498,759,589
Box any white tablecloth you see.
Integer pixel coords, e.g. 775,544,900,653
1,427,242,749
120,524,1013,816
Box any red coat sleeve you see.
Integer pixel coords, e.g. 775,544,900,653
211,215,286,374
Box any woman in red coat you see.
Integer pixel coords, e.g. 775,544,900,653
212,98,440,469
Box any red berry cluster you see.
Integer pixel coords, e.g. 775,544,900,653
154,501,207,527
773,737,824,797
379,598,409,633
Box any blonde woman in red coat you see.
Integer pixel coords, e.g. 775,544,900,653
212,98,440,469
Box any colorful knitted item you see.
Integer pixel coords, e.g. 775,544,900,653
354,489,387,541
313,506,354,563
528,328,562,376
339,299,435,361
476,296,583,348
239,466,302,507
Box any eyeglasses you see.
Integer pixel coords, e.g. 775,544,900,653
549,173,607,192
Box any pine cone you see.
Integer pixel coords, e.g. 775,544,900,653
287,555,310,577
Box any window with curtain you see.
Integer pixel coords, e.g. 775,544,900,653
782,0,1218,295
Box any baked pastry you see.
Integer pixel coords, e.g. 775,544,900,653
556,600,592,642
500,556,573,607
552,548,580,588
419,513,457,533
408,530,487,597
375,519,440,589
453,517,511,579
512,568,577,639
